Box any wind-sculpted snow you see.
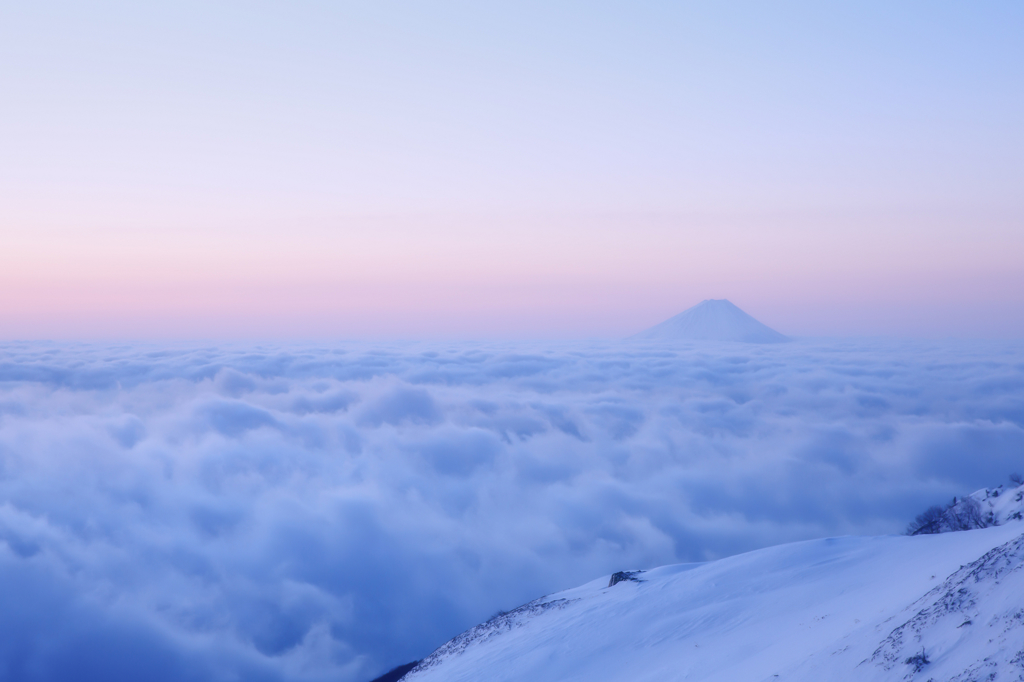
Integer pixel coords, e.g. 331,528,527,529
869,530,1024,681
0,339,1021,681
403,524,1024,682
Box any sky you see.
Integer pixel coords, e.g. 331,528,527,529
1,338,1022,680
2,1,1023,338
3,7,1023,679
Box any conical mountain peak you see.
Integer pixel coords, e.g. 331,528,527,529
631,299,788,343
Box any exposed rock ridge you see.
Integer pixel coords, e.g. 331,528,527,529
410,596,579,675
608,570,645,587
867,530,1024,680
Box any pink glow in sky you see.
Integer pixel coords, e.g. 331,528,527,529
2,2,1023,339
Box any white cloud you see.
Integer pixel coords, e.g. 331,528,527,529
0,339,1021,681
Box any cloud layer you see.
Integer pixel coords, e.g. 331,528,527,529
0,339,1021,680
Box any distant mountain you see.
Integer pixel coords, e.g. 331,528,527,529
396,483,1024,682
631,299,788,343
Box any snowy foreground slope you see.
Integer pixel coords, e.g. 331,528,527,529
404,492,1024,682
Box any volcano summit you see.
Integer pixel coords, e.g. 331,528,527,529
631,299,788,343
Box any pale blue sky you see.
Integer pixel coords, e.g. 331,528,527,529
2,2,1022,338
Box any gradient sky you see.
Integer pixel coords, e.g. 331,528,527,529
2,1,1022,339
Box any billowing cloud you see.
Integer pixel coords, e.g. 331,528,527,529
0,339,1021,681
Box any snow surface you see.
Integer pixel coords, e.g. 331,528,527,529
406,498,1024,682
971,485,1024,526
910,485,1024,534
631,299,788,343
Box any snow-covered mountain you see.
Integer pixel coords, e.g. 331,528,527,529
631,299,788,343
396,485,1024,682
908,483,1024,534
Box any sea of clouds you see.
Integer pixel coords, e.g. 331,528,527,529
0,339,1021,681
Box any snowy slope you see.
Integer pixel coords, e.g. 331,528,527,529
909,484,1024,534
631,299,788,343
979,484,1024,524
965,484,1024,526
404,488,1024,682
860,531,1024,681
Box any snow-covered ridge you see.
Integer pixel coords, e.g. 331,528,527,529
412,597,580,676
401,484,1024,682
867,531,1024,681
908,483,1024,534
